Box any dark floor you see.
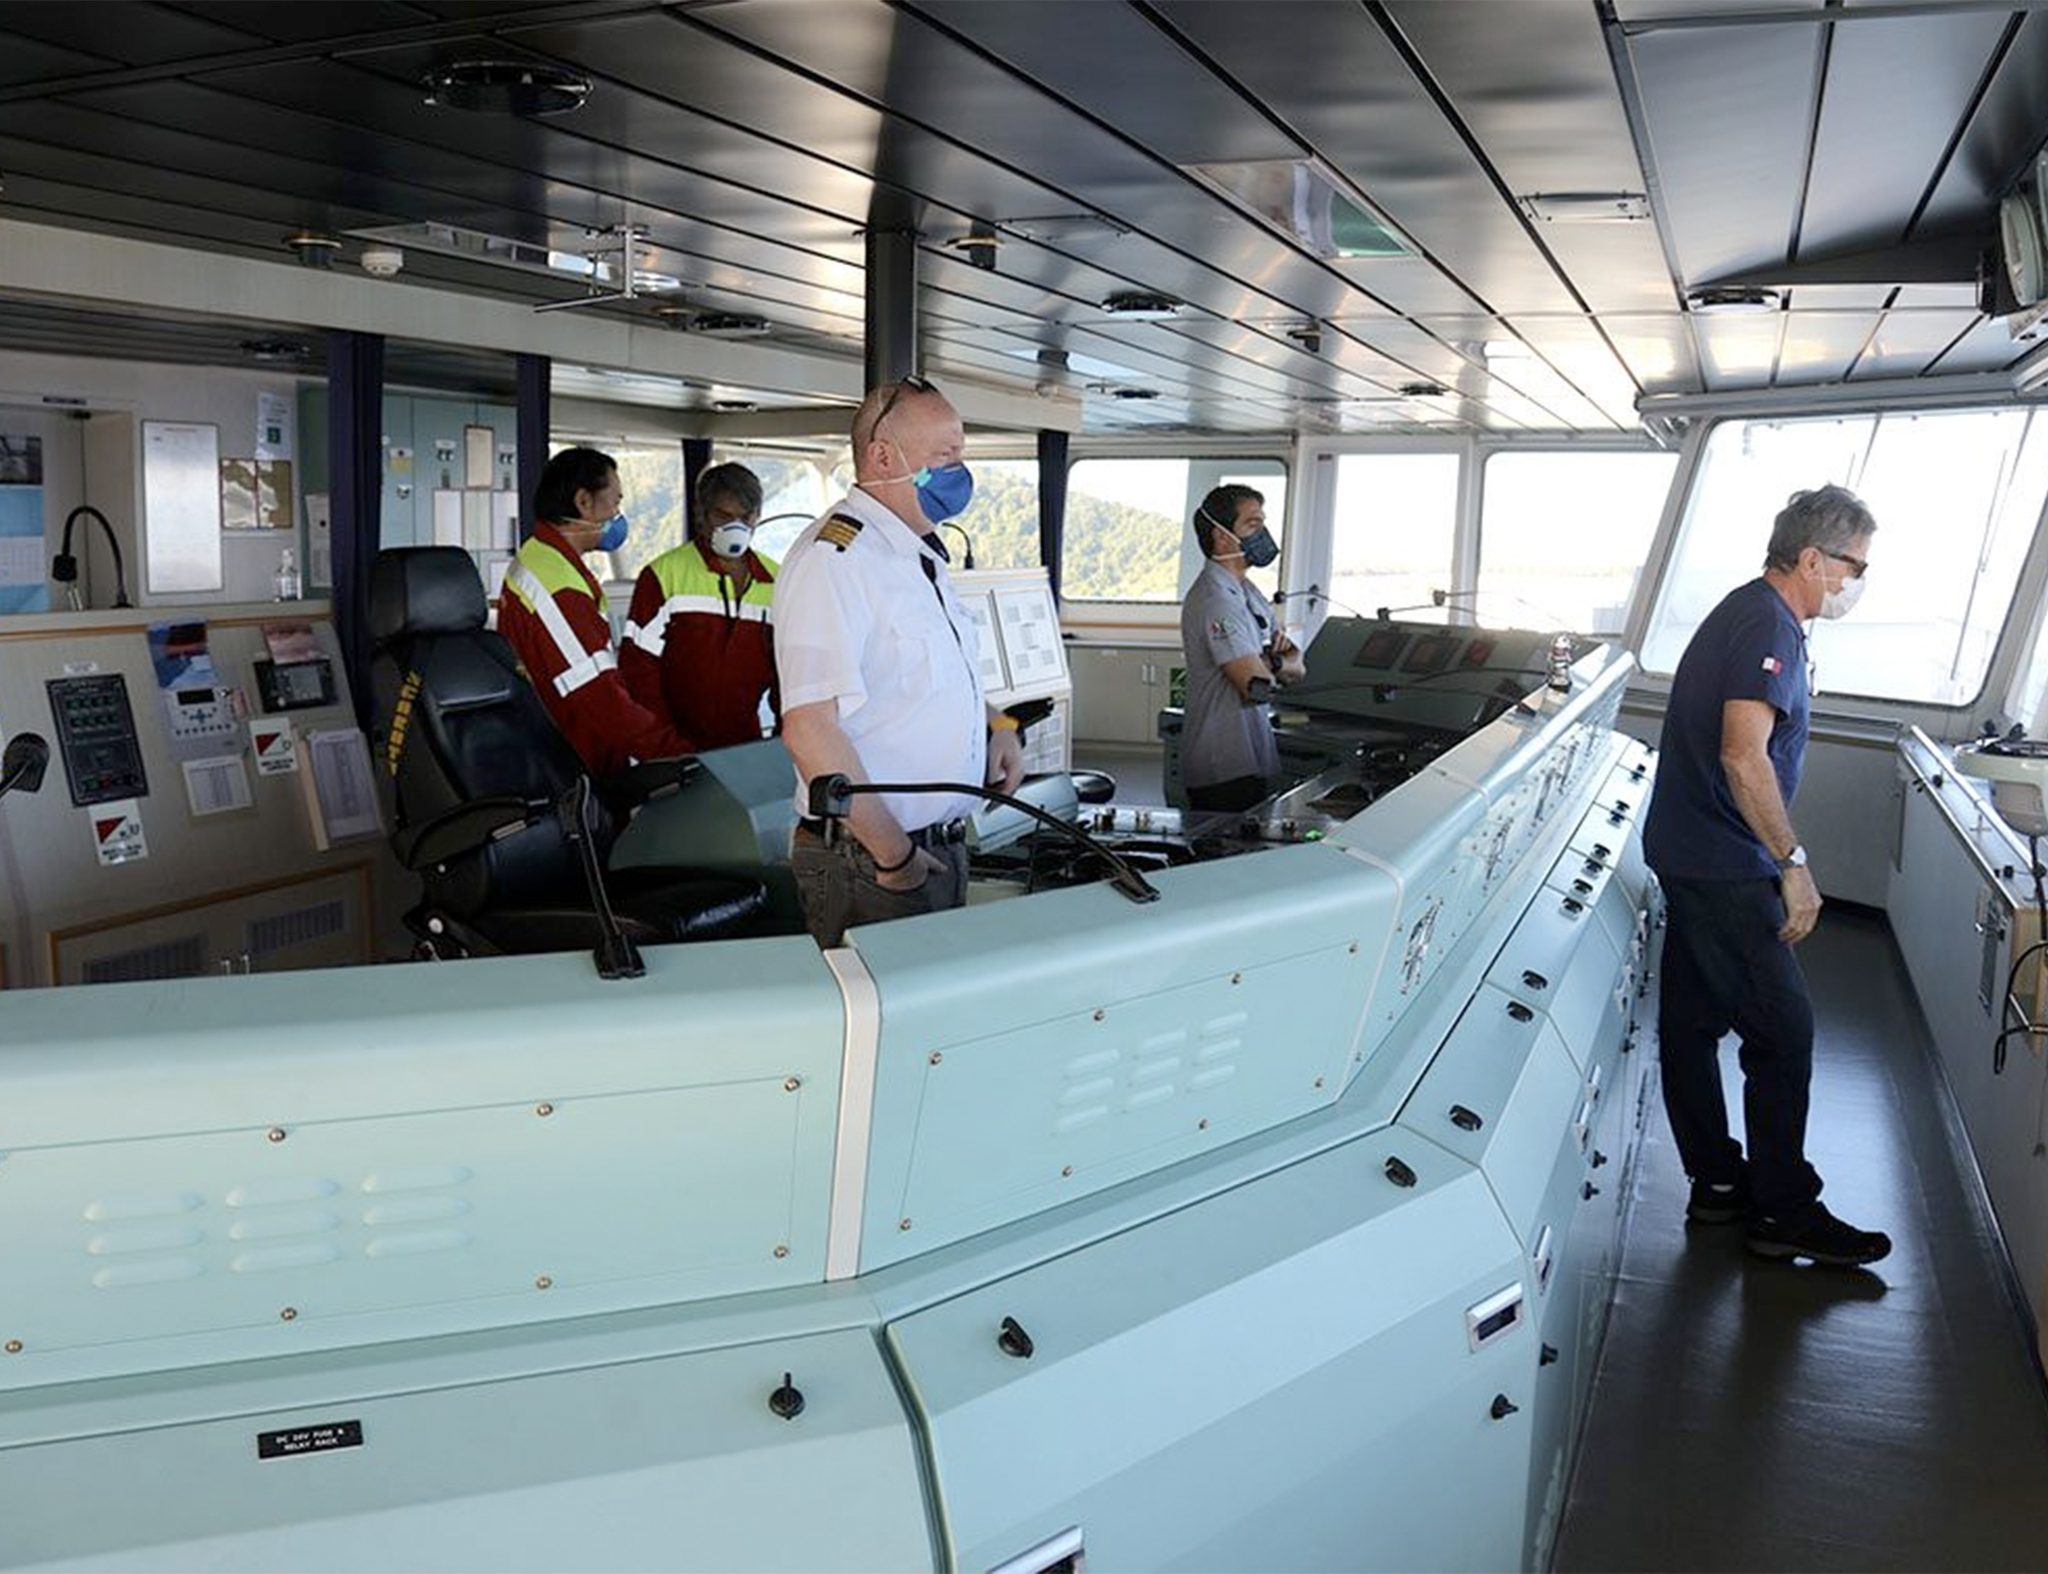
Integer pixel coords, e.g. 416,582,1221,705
1071,742,1167,806
1555,908,2048,1572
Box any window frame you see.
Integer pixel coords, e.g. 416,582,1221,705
1472,442,1683,640
1056,447,1295,614
1629,407,2048,715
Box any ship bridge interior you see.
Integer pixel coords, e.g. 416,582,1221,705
3,3,2048,1571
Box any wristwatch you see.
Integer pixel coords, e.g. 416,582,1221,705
1773,844,1808,872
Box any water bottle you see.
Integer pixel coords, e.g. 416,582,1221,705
275,546,302,602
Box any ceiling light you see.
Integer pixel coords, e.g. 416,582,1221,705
1183,157,1413,259
1520,192,1651,224
423,61,591,116
283,232,343,269
1686,285,1781,315
1101,290,1182,319
688,313,772,338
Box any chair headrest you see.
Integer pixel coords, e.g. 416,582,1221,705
372,548,488,644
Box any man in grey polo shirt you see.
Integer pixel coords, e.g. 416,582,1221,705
1177,483,1304,813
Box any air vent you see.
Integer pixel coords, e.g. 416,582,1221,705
687,313,772,338
423,61,591,116
1399,381,1449,399
1109,387,1159,401
1101,291,1182,319
1686,285,1779,315
239,339,310,364
82,933,206,985
712,399,758,412
247,900,347,958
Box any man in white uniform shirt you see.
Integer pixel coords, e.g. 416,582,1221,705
776,377,1026,946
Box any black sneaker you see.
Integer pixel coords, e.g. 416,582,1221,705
1686,1174,1748,1225
1746,1203,1891,1267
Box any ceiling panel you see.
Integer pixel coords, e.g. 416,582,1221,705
1506,316,1645,427
1799,11,2009,257
1850,306,1981,378
0,29,114,87
1695,311,1785,389
1774,310,1880,383
1597,312,1699,393
167,1,443,43
1153,0,1582,318
0,1,265,64
1926,314,2031,376
1917,10,2048,238
1384,0,1675,319
1629,22,1821,285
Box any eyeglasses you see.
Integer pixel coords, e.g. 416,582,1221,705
858,375,939,449
1822,548,1869,580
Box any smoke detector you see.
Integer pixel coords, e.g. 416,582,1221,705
283,232,343,268
359,245,405,279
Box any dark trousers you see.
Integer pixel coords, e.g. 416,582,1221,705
1186,774,1272,813
1657,874,1822,1218
789,827,968,949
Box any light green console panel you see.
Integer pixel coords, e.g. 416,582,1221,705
844,842,1399,1273
0,937,845,1388
0,1320,931,1572
886,1128,1534,1574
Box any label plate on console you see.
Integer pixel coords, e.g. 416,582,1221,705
257,1419,363,1460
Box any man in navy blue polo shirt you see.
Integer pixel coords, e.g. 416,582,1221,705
1644,483,1889,1268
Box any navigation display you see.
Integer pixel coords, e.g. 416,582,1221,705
1401,634,1460,676
1351,628,1411,669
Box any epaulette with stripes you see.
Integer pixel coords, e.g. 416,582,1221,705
820,514,865,552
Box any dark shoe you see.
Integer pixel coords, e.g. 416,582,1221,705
1687,1174,1748,1225
1746,1203,1892,1267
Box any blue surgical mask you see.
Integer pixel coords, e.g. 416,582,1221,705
913,461,975,525
595,512,629,553
1236,526,1279,569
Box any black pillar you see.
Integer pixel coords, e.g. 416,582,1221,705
864,226,919,388
515,352,549,543
1037,428,1069,603
681,437,713,532
327,330,384,730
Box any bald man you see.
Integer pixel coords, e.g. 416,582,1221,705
775,377,1024,946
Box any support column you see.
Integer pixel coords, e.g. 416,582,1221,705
1037,429,1069,603
864,225,920,390
682,437,713,530
326,329,385,729
515,352,549,543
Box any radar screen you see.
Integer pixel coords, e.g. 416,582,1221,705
1400,633,1460,676
1351,628,1411,669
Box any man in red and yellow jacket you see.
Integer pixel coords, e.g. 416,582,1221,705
498,446,688,778
622,462,779,750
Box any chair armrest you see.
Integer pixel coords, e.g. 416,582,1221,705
394,795,546,871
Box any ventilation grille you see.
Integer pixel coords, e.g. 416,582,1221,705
82,934,207,985
247,900,347,958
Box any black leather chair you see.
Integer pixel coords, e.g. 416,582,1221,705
368,547,766,962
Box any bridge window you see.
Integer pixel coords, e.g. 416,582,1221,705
939,456,1042,570
1063,457,1288,602
1328,453,1460,623
1643,408,2048,707
709,445,829,562
1477,450,1677,637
